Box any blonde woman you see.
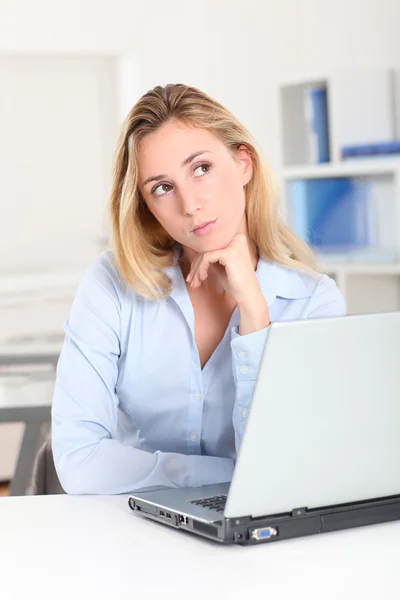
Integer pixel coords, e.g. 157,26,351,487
52,84,345,494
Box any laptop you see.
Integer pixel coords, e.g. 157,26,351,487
128,311,400,544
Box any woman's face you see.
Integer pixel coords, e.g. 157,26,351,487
138,120,253,253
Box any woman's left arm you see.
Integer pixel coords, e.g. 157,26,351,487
186,234,346,453
230,273,346,453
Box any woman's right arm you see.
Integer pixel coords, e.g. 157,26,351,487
52,253,234,495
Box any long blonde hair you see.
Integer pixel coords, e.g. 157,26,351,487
109,83,317,300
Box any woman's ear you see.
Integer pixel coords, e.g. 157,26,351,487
236,144,253,186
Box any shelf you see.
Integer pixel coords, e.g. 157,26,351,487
285,172,399,268
282,158,400,180
320,263,400,276
279,67,400,313
280,80,331,167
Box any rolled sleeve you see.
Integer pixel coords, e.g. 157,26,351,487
231,325,270,383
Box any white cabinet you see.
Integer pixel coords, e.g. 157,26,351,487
0,54,119,482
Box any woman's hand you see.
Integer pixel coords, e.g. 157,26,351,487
185,233,271,335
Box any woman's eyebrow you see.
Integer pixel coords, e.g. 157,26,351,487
142,150,212,186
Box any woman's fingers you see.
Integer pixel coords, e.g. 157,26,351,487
188,250,227,288
186,255,201,285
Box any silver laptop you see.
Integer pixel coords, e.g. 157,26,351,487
129,311,400,544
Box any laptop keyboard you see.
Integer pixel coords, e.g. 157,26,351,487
189,494,227,513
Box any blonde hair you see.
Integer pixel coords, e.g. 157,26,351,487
109,83,318,300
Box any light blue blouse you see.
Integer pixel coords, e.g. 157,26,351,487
52,248,346,494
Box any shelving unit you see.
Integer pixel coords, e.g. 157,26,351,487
283,158,400,180
278,67,400,314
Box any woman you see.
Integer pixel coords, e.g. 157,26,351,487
52,84,345,495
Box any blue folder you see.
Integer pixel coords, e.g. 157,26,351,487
288,177,371,253
307,87,330,163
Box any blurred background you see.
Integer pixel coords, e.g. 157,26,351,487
1,0,400,495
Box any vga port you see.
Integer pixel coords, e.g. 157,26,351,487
251,526,278,541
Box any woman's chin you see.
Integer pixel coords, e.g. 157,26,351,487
181,228,237,254
190,238,227,254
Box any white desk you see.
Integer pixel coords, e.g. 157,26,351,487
0,495,399,599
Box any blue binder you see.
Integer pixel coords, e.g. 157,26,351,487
307,87,330,163
288,178,371,253
341,140,400,159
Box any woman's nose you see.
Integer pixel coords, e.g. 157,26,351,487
179,187,202,217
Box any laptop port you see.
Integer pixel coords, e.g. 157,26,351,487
179,515,189,524
165,513,172,519
250,527,278,541
159,510,165,517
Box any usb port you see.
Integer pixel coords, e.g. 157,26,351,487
159,510,165,517
166,513,172,519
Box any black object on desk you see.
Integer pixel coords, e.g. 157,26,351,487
0,339,61,496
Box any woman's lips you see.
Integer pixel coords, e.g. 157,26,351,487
192,219,217,236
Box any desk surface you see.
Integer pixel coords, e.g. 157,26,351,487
0,495,399,600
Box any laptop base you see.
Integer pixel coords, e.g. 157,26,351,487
129,494,400,545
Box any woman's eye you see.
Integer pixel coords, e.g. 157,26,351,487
153,183,172,197
151,164,210,196
194,163,211,177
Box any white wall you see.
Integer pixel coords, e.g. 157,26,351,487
0,55,117,271
0,54,119,352
2,0,400,163
113,0,400,171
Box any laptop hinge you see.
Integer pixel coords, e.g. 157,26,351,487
292,507,308,517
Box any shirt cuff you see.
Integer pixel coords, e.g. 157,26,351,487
230,324,270,383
